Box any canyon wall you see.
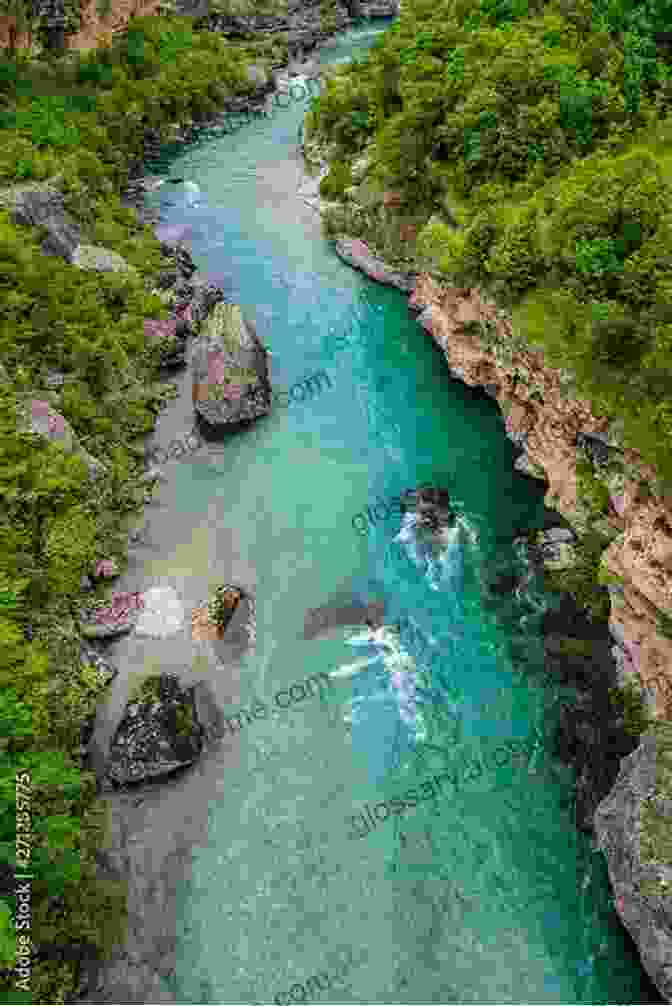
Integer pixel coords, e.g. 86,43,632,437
0,0,160,52
408,273,672,723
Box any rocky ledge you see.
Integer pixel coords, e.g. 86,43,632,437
191,0,399,57
334,236,417,292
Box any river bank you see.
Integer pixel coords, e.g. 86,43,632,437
64,17,401,1005
299,124,672,1002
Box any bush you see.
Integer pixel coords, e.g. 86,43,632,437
319,158,354,200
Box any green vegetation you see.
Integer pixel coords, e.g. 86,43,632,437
554,636,598,658
543,530,612,621
319,158,354,200
307,0,672,488
609,679,653,737
207,584,241,629
0,17,267,1003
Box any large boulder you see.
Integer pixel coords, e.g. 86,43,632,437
0,182,83,261
107,673,204,786
400,485,458,534
16,397,105,480
191,302,271,429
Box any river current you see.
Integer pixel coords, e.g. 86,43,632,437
139,21,655,1005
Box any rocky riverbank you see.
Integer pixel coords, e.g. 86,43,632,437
301,135,672,1001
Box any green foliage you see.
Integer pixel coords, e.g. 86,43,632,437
656,609,672,640
575,454,611,516
0,18,264,1001
609,680,653,736
319,158,354,200
544,531,612,621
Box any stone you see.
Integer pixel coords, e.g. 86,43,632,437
71,244,137,273
16,397,104,480
107,673,204,786
7,184,66,227
577,430,612,467
335,237,417,293
303,599,386,640
191,302,271,429
595,730,672,1003
40,217,82,261
79,591,144,640
1,182,83,261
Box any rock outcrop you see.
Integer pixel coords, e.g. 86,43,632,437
595,725,672,1003
16,396,105,480
191,302,271,429
335,236,417,292
107,673,204,786
0,181,82,261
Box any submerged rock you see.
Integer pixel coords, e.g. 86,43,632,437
107,673,204,786
191,302,271,429
399,485,458,534
303,599,386,640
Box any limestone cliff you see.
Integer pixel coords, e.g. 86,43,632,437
408,273,672,724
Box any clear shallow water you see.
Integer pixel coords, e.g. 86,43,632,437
144,22,654,1005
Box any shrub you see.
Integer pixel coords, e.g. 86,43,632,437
319,158,354,200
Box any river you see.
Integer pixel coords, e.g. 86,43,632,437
93,19,660,1006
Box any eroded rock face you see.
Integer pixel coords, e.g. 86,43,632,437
107,674,204,787
595,727,672,1003
408,274,672,719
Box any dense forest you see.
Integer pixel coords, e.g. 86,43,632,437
307,0,672,489
0,16,289,1002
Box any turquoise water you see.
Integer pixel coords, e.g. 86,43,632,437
144,22,654,1005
